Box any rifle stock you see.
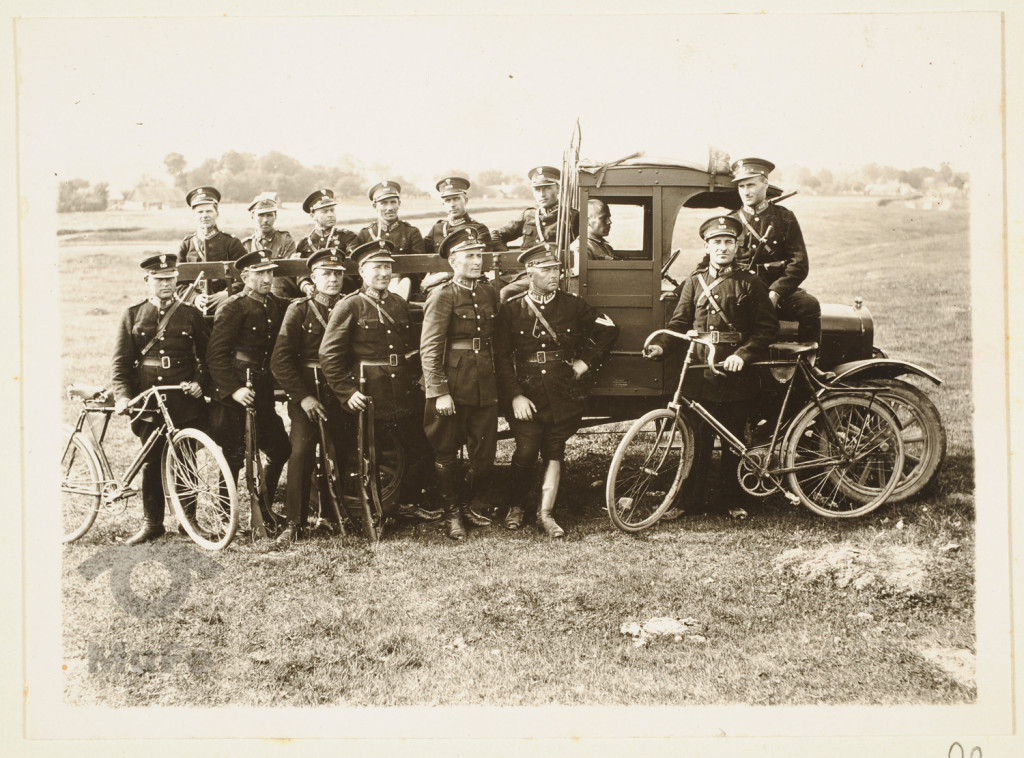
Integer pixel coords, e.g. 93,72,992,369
313,373,346,536
356,372,380,542
244,369,268,540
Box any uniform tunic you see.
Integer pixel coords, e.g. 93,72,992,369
419,279,501,471
654,263,778,402
270,292,350,527
495,290,618,462
292,226,361,298
728,202,819,342
318,286,430,507
111,297,210,521
206,289,290,476
243,229,298,300
178,229,247,296
423,216,493,254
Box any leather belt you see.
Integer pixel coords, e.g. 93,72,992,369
234,350,266,366
361,350,417,368
521,349,567,364
139,355,195,369
449,337,491,352
697,331,744,345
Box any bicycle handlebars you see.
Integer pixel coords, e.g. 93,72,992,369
642,329,726,376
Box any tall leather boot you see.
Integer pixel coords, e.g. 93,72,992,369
537,460,564,539
126,462,166,545
462,468,493,527
503,463,531,530
436,463,465,541
261,457,286,533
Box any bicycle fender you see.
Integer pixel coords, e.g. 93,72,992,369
830,358,942,386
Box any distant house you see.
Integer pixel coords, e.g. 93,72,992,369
123,182,180,210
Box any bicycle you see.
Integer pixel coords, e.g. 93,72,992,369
605,330,905,531
61,383,240,549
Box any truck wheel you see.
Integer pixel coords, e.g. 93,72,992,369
863,379,945,501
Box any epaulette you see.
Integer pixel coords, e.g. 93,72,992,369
507,291,529,302
341,290,361,301
129,298,148,309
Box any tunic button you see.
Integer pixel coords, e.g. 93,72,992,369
541,369,546,375
159,349,165,354
541,343,546,348
157,376,163,381
389,345,394,349
390,373,395,378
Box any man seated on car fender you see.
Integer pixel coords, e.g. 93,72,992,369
645,215,778,515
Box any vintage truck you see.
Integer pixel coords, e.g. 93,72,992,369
176,155,945,510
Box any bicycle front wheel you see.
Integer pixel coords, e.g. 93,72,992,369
784,394,904,518
61,431,101,543
606,409,695,532
163,428,239,550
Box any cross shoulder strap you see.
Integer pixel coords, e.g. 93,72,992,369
695,273,738,332
522,296,562,347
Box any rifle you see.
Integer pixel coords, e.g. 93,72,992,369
179,270,207,308
243,368,275,540
313,372,346,536
355,369,382,542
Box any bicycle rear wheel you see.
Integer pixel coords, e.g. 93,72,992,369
61,431,101,543
784,394,904,518
606,409,695,532
163,428,239,550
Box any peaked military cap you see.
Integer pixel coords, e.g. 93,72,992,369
307,248,347,271
368,180,402,203
528,166,560,187
436,176,470,197
438,225,486,259
302,188,337,214
699,215,743,240
730,158,776,183
352,238,397,266
140,252,178,278
186,186,221,208
517,242,560,267
234,249,279,273
247,193,279,213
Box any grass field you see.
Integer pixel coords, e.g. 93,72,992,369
59,196,976,708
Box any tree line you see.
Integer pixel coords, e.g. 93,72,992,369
57,153,968,212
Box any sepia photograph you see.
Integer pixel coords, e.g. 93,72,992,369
7,1,1021,755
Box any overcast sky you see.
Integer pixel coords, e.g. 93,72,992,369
16,8,1001,192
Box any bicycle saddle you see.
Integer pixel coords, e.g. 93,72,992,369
769,341,818,356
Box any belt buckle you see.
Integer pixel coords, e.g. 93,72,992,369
472,337,481,352
708,331,720,344
389,354,399,367
536,351,546,364
160,355,171,369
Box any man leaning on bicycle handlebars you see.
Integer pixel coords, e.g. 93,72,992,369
644,214,779,516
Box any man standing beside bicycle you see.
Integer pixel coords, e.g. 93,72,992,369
318,239,439,528
206,250,292,530
644,215,778,515
270,248,352,545
111,253,209,544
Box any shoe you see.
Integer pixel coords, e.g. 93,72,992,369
125,522,165,545
397,503,443,522
463,506,493,527
445,514,467,541
504,506,525,530
660,507,685,521
275,525,297,547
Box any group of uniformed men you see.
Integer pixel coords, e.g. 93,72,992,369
110,156,817,545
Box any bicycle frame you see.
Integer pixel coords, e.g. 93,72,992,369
64,385,183,504
647,330,889,485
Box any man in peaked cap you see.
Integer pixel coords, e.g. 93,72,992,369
207,250,291,525
319,239,440,526
494,242,619,537
728,157,820,343
242,193,297,299
179,186,247,312
419,225,503,541
355,180,426,300
421,176,495,296
294,188,360,298
271,248,353,544
492,165,579,301
646,214,778,515
111,253,210,544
